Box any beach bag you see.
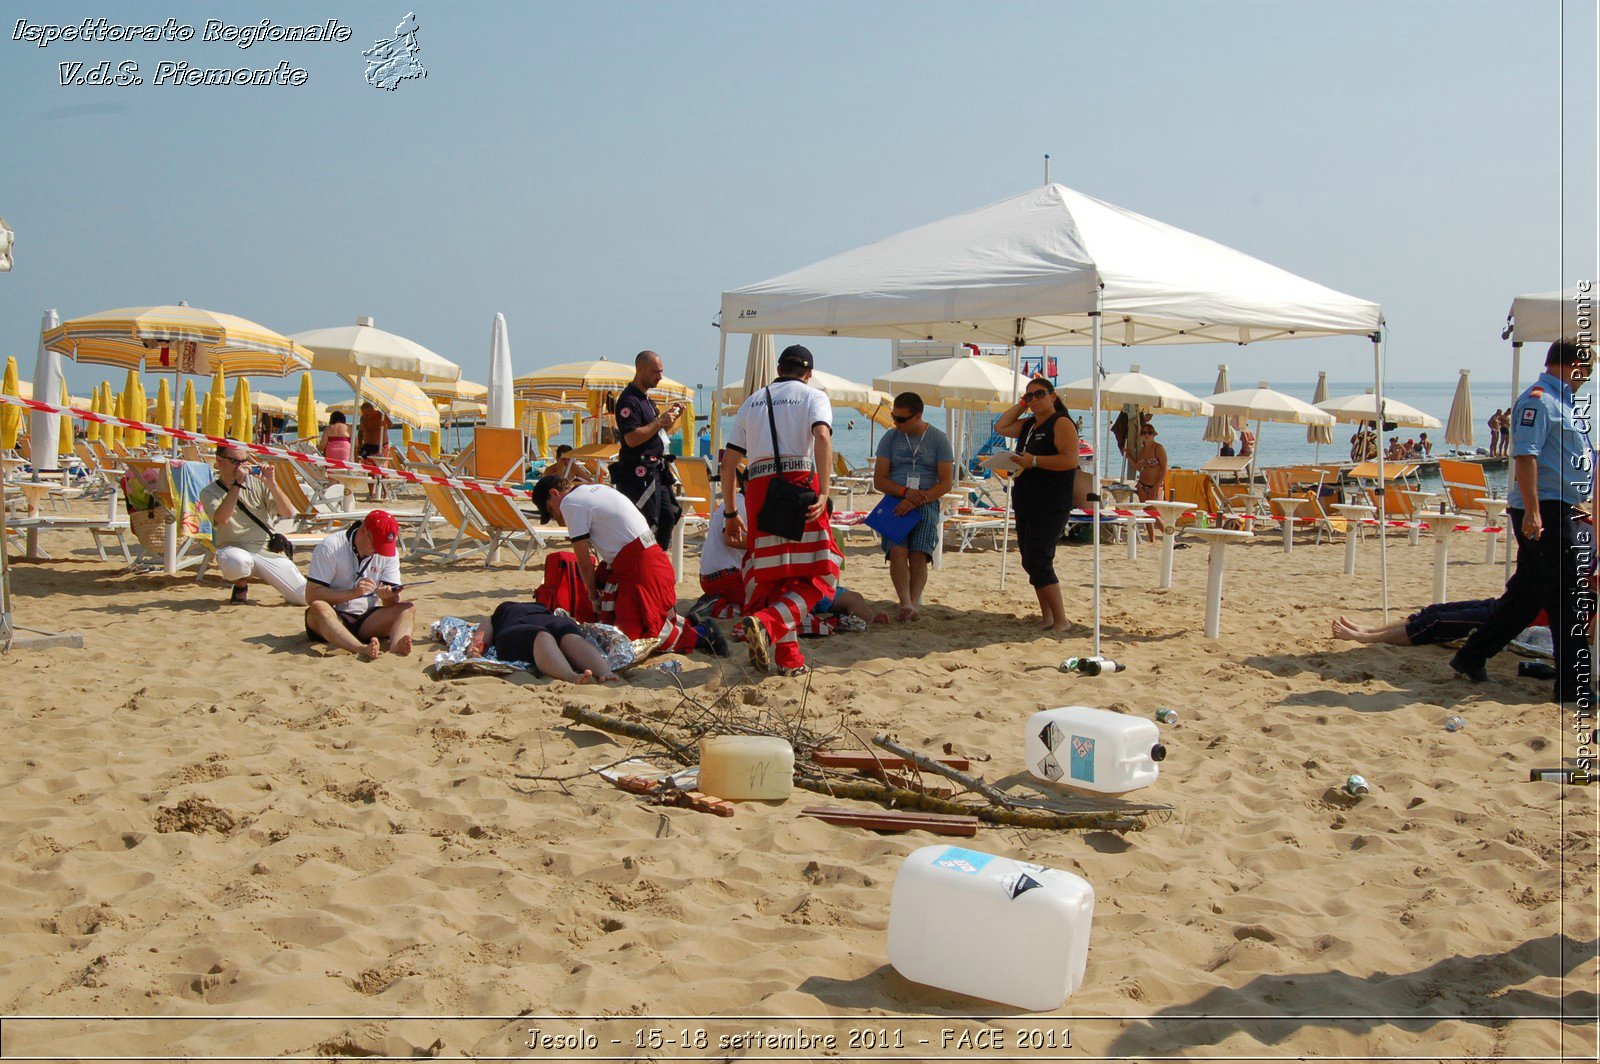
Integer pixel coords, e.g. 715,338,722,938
534,550,596,622
753,385,817,542
235,497,296,559
863,494,921,545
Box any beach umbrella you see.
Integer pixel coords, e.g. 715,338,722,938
82,383,99,445
332,375,440,432
57,382,72,455
573,407,585,447
1,357,20,450
180,380,197,433
514,357,692,403
29,310,65,471
532,408,551,458
487,313,515,429
419,378,487,402
153,378,173,431
122,370,148,448
296,373,318,441
1202,364,1234,446
742,333,777,398
1444,369,1474,452
204,371,227,438
429,428,442,459
872,354,1028,411
1207,381,1335,472
230,378,251,441
1307,372,1335,457
43,304,311,378
401,422,413,452
679,397,695,457
1316,390,1441,429
1056,364,1214,416
290,316,460,383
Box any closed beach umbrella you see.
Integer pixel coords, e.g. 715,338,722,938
1203,364,1234,445
1,356,20,450
1307,371,1334,445
533,409,551,458
122,369,147,448
30,310,65,471
1444,369,1474,451
679,397,695,457
205,371,227,438
154,378,174,431
572,408,585,447
180,379,197,433
296,373,318,441
112,389,129,448
401,422,413,452
487,312,515,429
742,333,777,398
58,381,72,454
429,428,442,459
83,383,99,444
230,378,251,441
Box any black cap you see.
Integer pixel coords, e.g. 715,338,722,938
777,344,814,372
530,474,564,525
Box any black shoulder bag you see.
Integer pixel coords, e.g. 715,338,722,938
233,494,296,560
753,384,818,542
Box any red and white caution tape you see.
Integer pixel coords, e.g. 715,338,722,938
0,392,535,500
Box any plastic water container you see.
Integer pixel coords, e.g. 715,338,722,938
697,735,794,800
888,844,1094,1010
1024,706,1165,794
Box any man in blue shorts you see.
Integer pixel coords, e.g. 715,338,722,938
872,392,954,622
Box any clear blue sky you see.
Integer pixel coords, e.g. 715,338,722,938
1,1,1595,399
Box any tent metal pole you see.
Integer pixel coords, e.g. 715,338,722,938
1373,329,1389,623
1507,341,1521,581
1091,291,1103,657
1000,341,1020,592
712,327,728,457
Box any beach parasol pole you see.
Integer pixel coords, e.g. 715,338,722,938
1091,289,1103,658
1373,328,1389,623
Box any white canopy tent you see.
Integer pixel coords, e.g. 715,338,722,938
716,183,1386,651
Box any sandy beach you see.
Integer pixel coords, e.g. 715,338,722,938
1,509,1594,1061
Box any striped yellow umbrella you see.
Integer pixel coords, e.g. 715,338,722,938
58,381,73,454
180,379,197,433
204,371,227,438
123,369,147,447
230,378,252,441
296,373,317,441
42,304,311,378
334,374,440,431
513,357,692,402
419,378,487,402
1,356,20,450
154,378,174,431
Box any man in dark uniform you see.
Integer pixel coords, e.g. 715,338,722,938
1451,339,1594,704
611,349,686,546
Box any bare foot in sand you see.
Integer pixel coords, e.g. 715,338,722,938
360,638,382,661
392,633,413,657
871,610,891,625
573,669,597,685
897,604,919,622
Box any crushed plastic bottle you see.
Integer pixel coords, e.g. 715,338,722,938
1444,715,1465,732
652,661,684,675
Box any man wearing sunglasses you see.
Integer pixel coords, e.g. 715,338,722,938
198,443,307,606
872,391,953,621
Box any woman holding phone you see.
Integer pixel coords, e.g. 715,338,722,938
995,378,1080,633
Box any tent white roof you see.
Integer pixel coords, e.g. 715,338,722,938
1507,287,1587,343
721,184,1382,346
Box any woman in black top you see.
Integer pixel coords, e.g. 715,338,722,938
995,378,1081,633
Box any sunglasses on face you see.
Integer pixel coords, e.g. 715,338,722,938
1023,390,1049,401
891,413,914,424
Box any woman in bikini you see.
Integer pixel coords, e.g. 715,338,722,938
1133,423,1168,540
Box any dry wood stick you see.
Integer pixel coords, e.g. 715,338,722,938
560,705,696,764
872,734,1018,807
793,774,1140,832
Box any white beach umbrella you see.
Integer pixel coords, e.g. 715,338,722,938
1307,371,1335,446
1444,369,1475,451
1207,382,1336,426
29,309,63,472
741,333,777,399
1202,364,1234,445
1056,364,1213,416
717,367,889,411
872,354,1027,411
290,316,461,382
1316,390,1441,428
487,312,514,429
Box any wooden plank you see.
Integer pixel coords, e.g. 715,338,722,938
798,805,978,837
854,765,954,799
813,751,970,771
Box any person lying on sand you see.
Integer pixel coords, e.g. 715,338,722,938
1332,598,1502,646
303,511,415,661
466,601,618,683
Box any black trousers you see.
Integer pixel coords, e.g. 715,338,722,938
612,463,682,547
1014,502,1072,588
1456,500,1593,704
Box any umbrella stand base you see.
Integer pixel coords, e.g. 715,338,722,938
3,622,83,653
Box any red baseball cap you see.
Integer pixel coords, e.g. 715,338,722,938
363,510,400,556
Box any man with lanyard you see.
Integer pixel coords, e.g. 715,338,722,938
1450,339,1594,704
871,391,954,622
303,511,415,660
720,344,838,676
611,350,687,547
530,476,727,657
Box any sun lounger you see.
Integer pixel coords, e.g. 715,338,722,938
1438,458,1497,517
6,473,132,565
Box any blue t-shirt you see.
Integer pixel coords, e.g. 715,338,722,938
1509,371,1591,507
875,425,954,490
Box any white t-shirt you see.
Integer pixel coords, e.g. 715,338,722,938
307,526,402,617
700,494,746,574
726,377,833,465
560,483,651,564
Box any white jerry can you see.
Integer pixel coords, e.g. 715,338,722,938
887,844,1095,1011
1025,706,1166,794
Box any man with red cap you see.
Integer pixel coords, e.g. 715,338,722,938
720,344,838,675
531,477,728,657
303,510,416,660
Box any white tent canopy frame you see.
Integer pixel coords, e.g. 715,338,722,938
715,183,1387,652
